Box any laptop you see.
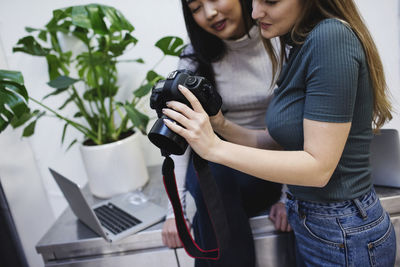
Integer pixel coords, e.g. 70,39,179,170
49,168,166,242
370,129,400,188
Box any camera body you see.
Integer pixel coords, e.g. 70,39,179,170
150,69,222,117
148,69,222,155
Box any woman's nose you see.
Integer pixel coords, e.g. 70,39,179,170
252,0,264,20
204,3,218,20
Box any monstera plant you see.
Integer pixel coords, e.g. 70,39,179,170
8,3,185,148
2,3,186,198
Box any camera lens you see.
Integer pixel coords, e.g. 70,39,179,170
148,115,188,155
185,76,197,87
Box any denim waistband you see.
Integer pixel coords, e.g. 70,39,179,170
286,187,378,217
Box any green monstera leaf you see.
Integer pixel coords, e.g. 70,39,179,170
0,70,30,133
156,36,186,56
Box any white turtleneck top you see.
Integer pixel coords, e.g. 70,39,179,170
167,26,282,218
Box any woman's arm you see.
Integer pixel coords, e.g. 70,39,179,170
210,119,350,187
162,85,351,187
210,111,281,150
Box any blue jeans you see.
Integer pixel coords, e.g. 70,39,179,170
186,159,282,267
286,188,397,267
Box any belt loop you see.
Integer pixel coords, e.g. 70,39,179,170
353,198,368,220
286,192,301,216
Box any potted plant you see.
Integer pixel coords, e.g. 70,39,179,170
3,3,185,198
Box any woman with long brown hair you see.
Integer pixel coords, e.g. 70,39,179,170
162,0,397,265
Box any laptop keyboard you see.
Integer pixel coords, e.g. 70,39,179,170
94,203,142,235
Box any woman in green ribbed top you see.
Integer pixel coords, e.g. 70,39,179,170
161,0,397,265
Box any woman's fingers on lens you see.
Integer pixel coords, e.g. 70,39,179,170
163,117,181,130
163,107,189,126
163,100,210,133
163,118,192,142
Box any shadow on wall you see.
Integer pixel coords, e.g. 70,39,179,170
0,181,28,267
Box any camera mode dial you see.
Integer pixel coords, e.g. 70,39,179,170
185,76,197,87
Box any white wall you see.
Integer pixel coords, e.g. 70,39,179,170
0,1,187,266
0,0,399,266
355,0,400,130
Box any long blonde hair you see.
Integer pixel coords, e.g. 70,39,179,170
264,0,392,130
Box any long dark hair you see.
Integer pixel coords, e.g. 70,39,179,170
180,0,255,87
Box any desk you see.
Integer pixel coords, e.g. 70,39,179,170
36,166,400,266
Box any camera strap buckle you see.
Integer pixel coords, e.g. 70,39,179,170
162,153,230,260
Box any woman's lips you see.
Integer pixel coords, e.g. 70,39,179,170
212,20,226,31
260,22,271,30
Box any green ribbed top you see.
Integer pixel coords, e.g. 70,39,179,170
266,19,374,202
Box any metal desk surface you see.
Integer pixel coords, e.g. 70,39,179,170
36,165,400,263
36,165,171,262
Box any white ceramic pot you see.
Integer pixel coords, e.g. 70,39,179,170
79,131,149,199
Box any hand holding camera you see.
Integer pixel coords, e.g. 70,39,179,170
148,70,222,155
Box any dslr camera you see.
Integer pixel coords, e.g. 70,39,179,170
148,69,222,155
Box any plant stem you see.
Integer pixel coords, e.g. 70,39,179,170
116,106,129,137
29,97,100,143
86,39,109,141
71,85,95,129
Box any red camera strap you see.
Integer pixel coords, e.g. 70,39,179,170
162,153,231,259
